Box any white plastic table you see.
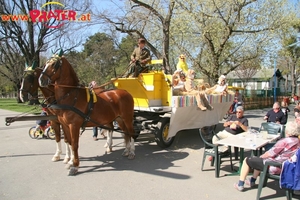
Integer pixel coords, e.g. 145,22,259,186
215,131,281,175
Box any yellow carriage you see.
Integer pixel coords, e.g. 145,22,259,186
111,60,234,148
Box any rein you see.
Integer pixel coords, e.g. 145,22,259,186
42,55,127,135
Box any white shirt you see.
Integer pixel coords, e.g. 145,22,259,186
215,84,227,93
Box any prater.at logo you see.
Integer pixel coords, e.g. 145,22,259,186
1,1,91,29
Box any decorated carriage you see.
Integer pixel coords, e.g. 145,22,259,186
111,60,234,148
4,53,233,175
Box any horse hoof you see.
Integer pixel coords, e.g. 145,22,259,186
106,147,113,153
63,157,70,164
122,151,129,157
68,167,78,176
65,163,72,169
128,153,135,160
52,156,60,162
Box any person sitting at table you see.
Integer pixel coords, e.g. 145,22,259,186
212,106,249,152
263,102,287,125
233,121,300,191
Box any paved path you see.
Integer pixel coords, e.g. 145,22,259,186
0,107,296,200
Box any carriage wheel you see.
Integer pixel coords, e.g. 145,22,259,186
46,127,56,140
28,126,38,139
155,117,174,148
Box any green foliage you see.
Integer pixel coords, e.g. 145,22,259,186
64,34,137,86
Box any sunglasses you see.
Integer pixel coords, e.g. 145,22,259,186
236,111,243,113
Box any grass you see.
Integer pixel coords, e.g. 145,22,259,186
0,98,41,114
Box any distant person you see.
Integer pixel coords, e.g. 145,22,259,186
36,107,48,138
281,101,290,121
89,81,101,141
232,89,243,113
36,107,48,127
124,38,151,78
293,94,299,105
263,102,287,125
233,121,300,191
294,101,300,118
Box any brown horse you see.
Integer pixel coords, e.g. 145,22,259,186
38,54,135,175
20,66,115,154
19,66,73,165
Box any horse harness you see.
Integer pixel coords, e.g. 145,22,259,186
47,87,123,134
42,55,124,134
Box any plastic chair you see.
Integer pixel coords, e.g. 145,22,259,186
259,122,284,136
199,126,233,178
259,122,284,152
256,161,293,200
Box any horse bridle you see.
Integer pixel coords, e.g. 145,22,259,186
41,56,62,82
19,71,35,94
20,69,56,102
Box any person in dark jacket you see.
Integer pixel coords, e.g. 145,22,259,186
263,102,287,125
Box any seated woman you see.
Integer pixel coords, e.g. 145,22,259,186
233,121,300,191
206,75,228,96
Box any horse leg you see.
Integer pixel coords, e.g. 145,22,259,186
51,121,62,162
68,127,80,176
59,124,72,165
63,141,71,164
52,141,62,162
128,137,135,159
118,119,135,159
104,130,113,153
65,144,73,169
122,136,135,159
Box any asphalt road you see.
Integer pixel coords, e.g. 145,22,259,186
0,108,296,200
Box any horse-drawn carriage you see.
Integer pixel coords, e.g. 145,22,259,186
111,60,234,148
5,53,233,175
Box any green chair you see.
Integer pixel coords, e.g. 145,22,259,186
199,126,233,178
258,122,284,153
259,122,284,136
256,161,293,200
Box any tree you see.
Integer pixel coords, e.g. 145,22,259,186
94,0,295,85
279,38,300,95
232,58,261,89
173,0,294,84
0,0,92,103
95,0,175,74
64,32,129,86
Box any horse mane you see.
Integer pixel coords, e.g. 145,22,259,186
61,56,80,85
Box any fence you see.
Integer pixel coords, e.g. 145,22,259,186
244,96,290,110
